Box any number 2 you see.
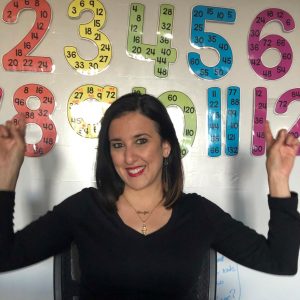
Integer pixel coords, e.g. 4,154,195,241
275,89,300,155
2,0,53,72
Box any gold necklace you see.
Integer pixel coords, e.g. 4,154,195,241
123,195,163,236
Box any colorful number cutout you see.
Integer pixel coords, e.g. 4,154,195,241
12,84,57,157
2,0,53,72
252,88,300,156
248,8,294,80
67,84,117,138
188,5,236,80
208,88,221,156
275,89,300,155
132,87,147,95
65,0,112,75
225,87,240,156
127,3,177,78
252,87,267,156
159,91,197,157
208,87,240,156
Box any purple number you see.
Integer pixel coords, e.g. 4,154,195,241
248,8,294,80
252,87,267,156
275,89,300,155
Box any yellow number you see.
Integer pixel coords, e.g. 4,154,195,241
64,0,112,75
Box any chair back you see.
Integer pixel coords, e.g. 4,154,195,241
53,244,80,300
187,248,217,299
53,245,217,300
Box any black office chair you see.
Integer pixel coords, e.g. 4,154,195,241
53,243,81,300
187,248,217,300
53,244,217,300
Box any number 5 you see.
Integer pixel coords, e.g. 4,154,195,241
188,5,236,80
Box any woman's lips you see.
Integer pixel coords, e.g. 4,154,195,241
126,166,145,177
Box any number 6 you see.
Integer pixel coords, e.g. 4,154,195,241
248,8,295,80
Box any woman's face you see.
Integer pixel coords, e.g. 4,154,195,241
108,112,171,194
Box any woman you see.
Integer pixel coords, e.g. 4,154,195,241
0,93,300,299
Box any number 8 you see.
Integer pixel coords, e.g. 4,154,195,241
13,84,57,157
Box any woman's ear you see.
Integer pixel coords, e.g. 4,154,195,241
162,140,171,158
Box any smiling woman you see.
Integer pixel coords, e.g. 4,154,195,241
108,111,172,236
108,112,171,193
0,93,300,300
95,93,184,213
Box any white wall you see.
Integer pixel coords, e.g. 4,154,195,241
0,0,300,299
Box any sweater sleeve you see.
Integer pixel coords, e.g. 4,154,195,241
0,191,74,272
207,192,300,275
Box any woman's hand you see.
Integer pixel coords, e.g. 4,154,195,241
0,118,26,191
265,121,299,197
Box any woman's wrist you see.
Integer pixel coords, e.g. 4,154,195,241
268,174,291,198
0,170,19,191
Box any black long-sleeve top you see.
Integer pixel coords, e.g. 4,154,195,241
0,188,300,299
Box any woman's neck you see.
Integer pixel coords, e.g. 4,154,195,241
121,186,164,210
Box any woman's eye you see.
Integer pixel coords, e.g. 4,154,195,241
111,142,123,149
136,138,147,145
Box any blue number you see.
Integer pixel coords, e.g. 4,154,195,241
188,5,236,80
225,87,240,156
208,87,221,157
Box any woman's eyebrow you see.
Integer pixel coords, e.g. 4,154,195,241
109,133,152,142
133,133,151,138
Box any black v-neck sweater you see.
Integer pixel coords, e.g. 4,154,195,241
0,188,300,299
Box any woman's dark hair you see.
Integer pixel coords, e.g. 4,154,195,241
95,92,183,212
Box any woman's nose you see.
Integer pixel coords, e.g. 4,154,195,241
124,146,137,164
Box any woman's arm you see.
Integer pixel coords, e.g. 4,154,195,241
0,191,75,272
0,118,26,191
208,192,300,275
209,123,300,274
265,121,299,197
0,118,74,271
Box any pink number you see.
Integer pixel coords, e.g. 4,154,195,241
248,8,294,80
252,87,267,156
2,0,53,72
275,89,300,155
13,84,57,157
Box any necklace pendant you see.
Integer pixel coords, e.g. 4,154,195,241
141,223,147,236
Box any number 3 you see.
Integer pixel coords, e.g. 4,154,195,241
64,0,112,75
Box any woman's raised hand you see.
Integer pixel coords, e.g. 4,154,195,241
264,121,299,197
0,118,26,191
